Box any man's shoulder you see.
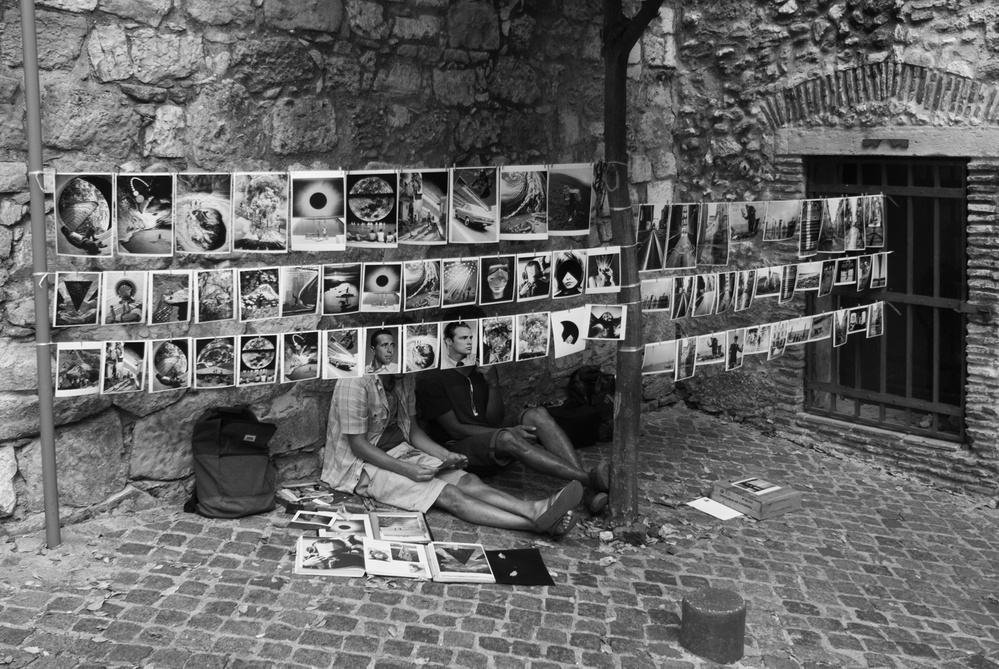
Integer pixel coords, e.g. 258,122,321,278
416,368,462,389
334,375,375,396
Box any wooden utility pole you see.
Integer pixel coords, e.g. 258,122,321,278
603,0,664,522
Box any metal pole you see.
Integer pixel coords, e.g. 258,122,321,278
20,0,61,548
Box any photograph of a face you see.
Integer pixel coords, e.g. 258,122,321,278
586,248,620,294
450,167,499,244
403,323,440,373
479,316,514,366
101,341,147,394
54,271,101,328
516,312,550,361
361,262,402,313
642,340,677,376
116,173,174,257
237,334,278,386
479,256,515,305
586,305,625,341
323,328,362,379
441,257,478,308
238,267,281,322
290,171,346,252
150,338,192,393
500,165,548,241
55,173,114,257
398,169,448,245
194,268,236,324
148,270,192,325
516,253,551,302
346,170,398,249
232,172,289,252
552,251,585,298
363,325,401,375
279,265,321,318
55,342,102,397
403,260,442,312
101,271,146,325
441,320,477,369
281,331,320,383
641,276,672,312
551,307,587,359
547,163,593,237
175,173,231,254
322,264,361,315
193,336,235,389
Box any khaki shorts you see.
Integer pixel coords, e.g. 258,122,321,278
446,409,529,469
354,444,467,513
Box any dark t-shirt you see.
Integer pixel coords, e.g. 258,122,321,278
417,369,494,443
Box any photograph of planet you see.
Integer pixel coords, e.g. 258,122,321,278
150,339,190,392
346,171,398,248
291,172,346,252
238,334,277,386
175,173,231,254
55,174,114,257
194,336,235,389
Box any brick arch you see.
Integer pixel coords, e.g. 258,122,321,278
756,60,999,129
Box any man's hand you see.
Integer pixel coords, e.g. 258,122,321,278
481,365,500,387
509,425,539,443
404,462,439,482
438,452,468,470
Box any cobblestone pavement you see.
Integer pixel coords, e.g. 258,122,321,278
2,404,999,669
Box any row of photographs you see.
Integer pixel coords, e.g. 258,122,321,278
53,304,622,397
641,252,888,320
638,194,885,271
642,302,886,379
51,250,623,329
53,163,600,257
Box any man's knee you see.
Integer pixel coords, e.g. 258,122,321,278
522,406,554,427
496,429,537,459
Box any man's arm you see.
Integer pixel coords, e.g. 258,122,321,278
345,433,437,483
407,422,467,469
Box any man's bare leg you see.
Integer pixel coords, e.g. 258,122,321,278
521,406,610,492
433,480,578,536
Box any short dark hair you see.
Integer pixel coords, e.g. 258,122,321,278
369,328,395,349
443,321,471,341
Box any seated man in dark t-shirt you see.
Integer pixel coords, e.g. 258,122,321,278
417,321,610,514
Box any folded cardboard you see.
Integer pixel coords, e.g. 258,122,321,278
711,476,801,520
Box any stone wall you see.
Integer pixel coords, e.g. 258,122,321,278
0,0,628,529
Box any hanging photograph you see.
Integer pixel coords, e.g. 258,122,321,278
692,274,717,317
762,199,799,242
238,267,281,322
835,257,857,286
148,270,192,325
281,331,320,383
675,336,696,381
864,195,885,248
779,265,797,303
449,167,499,244
53,271,101,328
279,265,321,318
768,320,789,361
818,197,848,254
237,334,278,386
479,316,514,366
232,172,289,252
403,323,440,373
797,199,822,258
847,306,869,334
844,196,866,252
323,328,362,379
398,169,449,245
641,276,673,312
516,252,552,302
715,272,736,314
694,333,726,366
786,317,811,346
441,257,479,308
479,256,515,305
101,341,147,394
833,309,849,347
440,319,477,369
403,259,442,312
346,170,398,249
857,254,874,292
636,204,667,272
870,252,888,289
585,247,621,294
725,329,745,372
362,325,401,374
55,173,114,257
867,302,885,337
116,173,174,256
322,263,361,315
547,163,593,237
807,313,833,342
795,262,821,292
550,307,587,359
586,304,625,340
755,266,782,299
101,271,146,325
642,340,677,376
818,260,836,297
290,171,346,252
664,203,699,270
552,250,585,298
729,201,766,244
361,262,402,313
150,338,192,392
500,165,548,241
193,336,236,389
733,269,756,312
516,312,551,361
671,275,694,320
175,173,231,254
743,324,771,356
696,202,730,266
194,268,236,324
55,342,102,397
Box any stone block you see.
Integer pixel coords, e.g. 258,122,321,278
487,59,540,105
447,2,500,51
271,97,338,155
38,0,98,11
345,0,389,40
0,445,15,516
1,9,89,70
100,0,173,27
130,394,209,480
145,104,187,158
264,0,343,33
185,81,267,168
88,23,133,82
130,29,204,85
232,37,318,94
185,0,255,25
0,339,36,392
40,73,141,155
374,60,424,96
395,15,444,42
433,69,476,107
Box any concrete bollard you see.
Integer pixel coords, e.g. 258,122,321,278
679,587,746,664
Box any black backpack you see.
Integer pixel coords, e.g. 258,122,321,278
185,405,278,518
